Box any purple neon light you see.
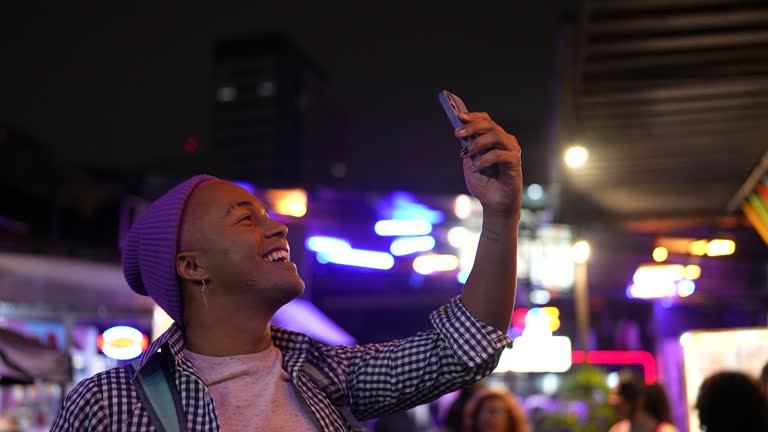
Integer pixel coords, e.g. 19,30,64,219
374,220,432,236
232,181,256,195
273,298,355,345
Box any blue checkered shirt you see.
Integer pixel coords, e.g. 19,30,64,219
51,297,510,431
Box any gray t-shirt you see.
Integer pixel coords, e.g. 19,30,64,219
184,346,318,432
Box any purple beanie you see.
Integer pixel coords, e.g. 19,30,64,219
122,174,219,323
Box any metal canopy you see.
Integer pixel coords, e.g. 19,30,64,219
565,0,768,220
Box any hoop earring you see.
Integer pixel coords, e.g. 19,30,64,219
201,279,208,309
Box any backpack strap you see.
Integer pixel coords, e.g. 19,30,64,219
301,362,365,432
130,352,186,432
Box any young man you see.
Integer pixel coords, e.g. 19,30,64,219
52,111,522,431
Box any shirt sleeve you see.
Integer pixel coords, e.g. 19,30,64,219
51,377,108,432
314,296,511,420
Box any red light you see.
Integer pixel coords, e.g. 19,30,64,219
572,350,657,384
184,137,199,153
512,308,528,330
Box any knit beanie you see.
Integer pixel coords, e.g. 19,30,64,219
122,174,219,323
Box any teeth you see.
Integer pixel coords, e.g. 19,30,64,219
263,249,289,262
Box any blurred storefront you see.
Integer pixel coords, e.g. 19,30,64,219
0,252,149,429
0,240,355,428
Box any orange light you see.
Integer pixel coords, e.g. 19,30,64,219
633,264,684,283
97,326,149,360
413,254,459,275
683,265,701,280
265,189,307,218
652,247,668,263
110,338,135,348
656,237,697,254
689,240,708,256
542,307,561,332
706,239,735,257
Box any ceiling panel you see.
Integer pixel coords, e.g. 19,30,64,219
566,0,768,219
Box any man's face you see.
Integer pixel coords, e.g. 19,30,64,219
178,181,305,311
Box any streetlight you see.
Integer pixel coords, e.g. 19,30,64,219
573,240,591,264
564,146,589,169
572,240,591,354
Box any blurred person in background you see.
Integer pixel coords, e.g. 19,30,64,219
462,389,529,432
0,414,19,432
642,383,677,432
52,111,523,431
443,381,488,432
696,371,768,432
373,403,436,432
608,379,677,432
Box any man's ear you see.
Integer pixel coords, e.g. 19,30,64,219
176,251,209,283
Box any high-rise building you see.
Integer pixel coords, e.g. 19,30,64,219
210,32,340,187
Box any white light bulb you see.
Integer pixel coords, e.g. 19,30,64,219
564,146,588,168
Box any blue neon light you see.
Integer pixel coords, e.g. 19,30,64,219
317,249,395,270
457,268,470,284
391,207,445,224
390,236,436,256
378,192,445,224
677,279,696,297
306,236,351,254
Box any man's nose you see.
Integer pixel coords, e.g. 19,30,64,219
265,221,288,239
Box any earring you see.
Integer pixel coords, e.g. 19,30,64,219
201,279,208,309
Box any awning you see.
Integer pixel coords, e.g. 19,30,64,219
0,328,71,384
0,252,355,346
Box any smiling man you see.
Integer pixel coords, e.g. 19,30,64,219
52,111,522,432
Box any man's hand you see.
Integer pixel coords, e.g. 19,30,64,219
456,112,522,219
455,111,521,332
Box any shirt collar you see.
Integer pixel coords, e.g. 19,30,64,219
130,322,185,378
131,323,313,378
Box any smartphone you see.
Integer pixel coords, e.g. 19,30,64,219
438,90,499,178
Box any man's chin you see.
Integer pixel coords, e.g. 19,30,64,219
270,277,306,307
286,279,306,300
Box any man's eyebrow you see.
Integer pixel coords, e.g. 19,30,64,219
224,201,253,217
224,201,269,217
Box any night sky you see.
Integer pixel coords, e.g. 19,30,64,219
1,2,575,194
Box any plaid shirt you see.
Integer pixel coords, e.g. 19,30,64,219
51,297,510,431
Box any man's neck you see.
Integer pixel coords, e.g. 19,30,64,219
183,307,274,357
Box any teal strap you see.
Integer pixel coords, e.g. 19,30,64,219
132,355,183,432
301,362,365,432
